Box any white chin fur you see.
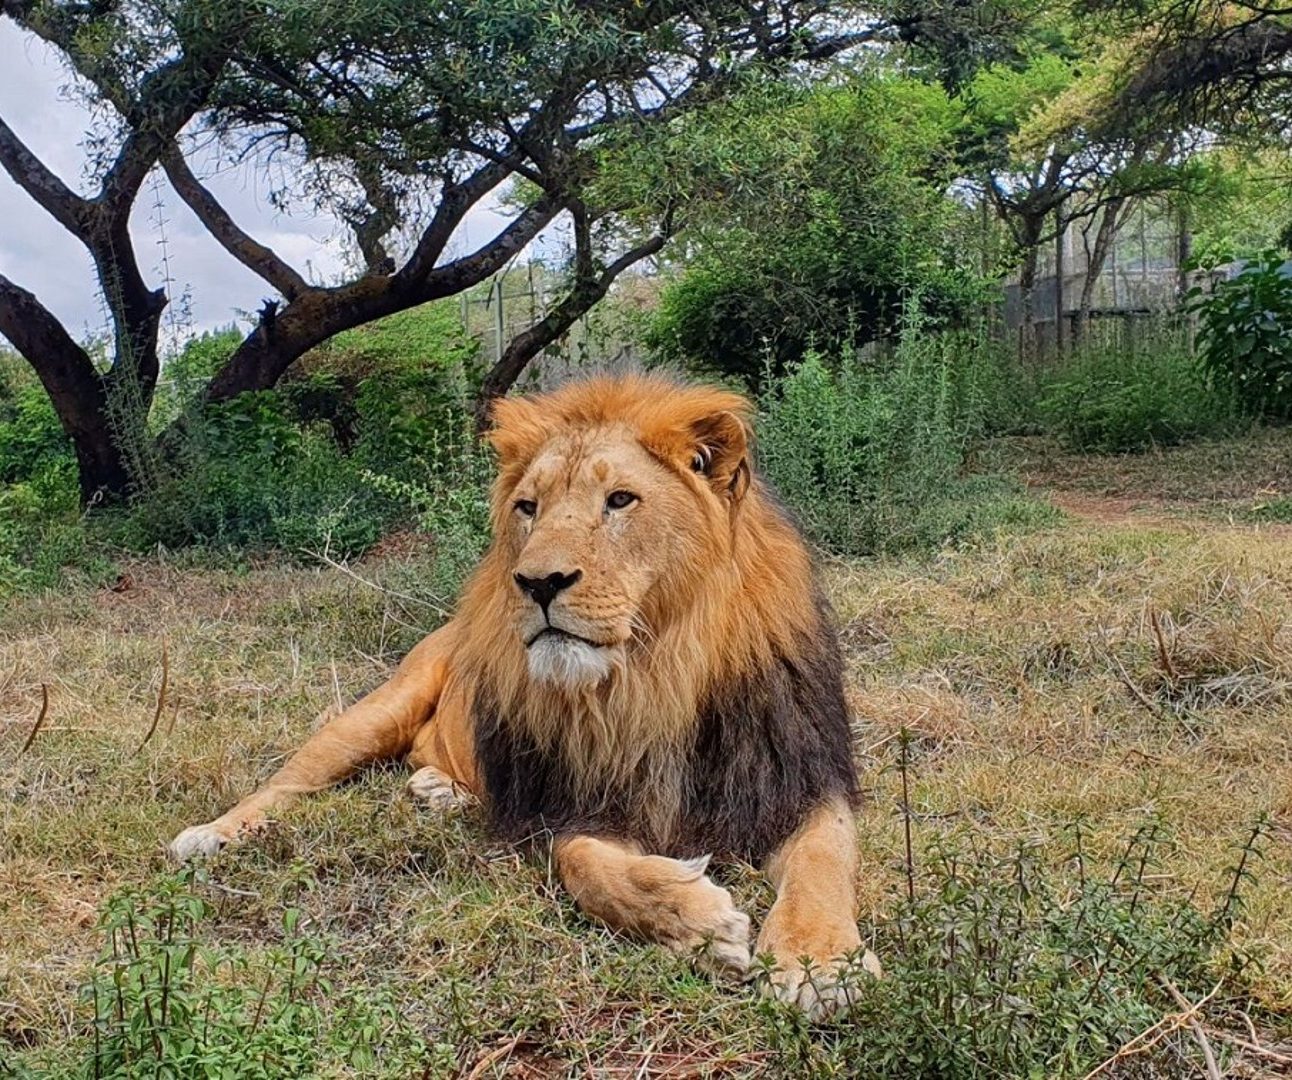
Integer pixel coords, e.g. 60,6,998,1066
527,634,613,687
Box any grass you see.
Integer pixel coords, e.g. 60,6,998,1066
3,471,1292,1075
994,426,1292,507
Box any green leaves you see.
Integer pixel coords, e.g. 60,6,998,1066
1190,252,1292,421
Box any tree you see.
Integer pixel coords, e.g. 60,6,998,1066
1075,1,1292,139
956,25,1204,349
639,74,975,381
1,0,919,504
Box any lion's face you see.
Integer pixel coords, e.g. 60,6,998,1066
503,425,702,686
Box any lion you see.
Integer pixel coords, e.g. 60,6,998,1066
170,374,880,1017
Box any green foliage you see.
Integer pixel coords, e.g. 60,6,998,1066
0,470,115,599
73,869,326,1079
0,384,72,483
1191,252,1292,420
756,324,1057,555
151,329,244,429
108,305,489,560
642,76,982,383
1038,321,1235,452
760,818,1267,1078
1249,495,1292,523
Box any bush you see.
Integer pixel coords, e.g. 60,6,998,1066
0,469,114,599
756,327,1057,555
0,384,73,483
69,869,328,1079
111,304,489,561
1038,321,1235,452
640,78,984,386
1191,252,1292,420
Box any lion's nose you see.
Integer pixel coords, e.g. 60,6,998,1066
514,569,582,613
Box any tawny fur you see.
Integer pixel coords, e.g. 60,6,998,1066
168,375,875,1016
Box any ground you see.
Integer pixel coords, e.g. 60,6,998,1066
2,432,1292,1077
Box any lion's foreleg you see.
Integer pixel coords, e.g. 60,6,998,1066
554,836,751,979
756,796,881,1019
169,625,456,859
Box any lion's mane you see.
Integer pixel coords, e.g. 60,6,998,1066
452,377,857,861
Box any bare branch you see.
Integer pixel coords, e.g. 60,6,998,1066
0,113,93,236
161,145,310,300
420,193,562,297
475,220,673,422
397,159,516,284
99,49,231,213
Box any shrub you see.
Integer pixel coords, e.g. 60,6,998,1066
150,327,245,428
756,326,1055,555
1191,251,1292,420
112,304,488,561
640,78,984,387
110,393,400,556
0,384,73,483
1038,321,1235,452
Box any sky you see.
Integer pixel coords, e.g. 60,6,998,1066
0,19,513,350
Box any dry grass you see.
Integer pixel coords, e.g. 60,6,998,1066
2,487,1292,1075
993,427,1292,507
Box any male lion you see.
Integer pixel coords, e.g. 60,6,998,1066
171,375,878,1016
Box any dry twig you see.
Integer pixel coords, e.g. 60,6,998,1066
1148,607,1178,682
1080,981,1223,1080
135,642,169,754
18,683,49,755
1159,975,1221,1080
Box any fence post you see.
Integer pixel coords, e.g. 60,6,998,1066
1054,214,1066,358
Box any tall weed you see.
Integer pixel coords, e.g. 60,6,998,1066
1038,320,1236,452
757,327,1056,555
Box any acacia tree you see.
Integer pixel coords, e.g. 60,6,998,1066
0,0,925,504
957,32,1202,348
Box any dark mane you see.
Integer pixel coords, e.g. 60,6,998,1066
473,593,857,863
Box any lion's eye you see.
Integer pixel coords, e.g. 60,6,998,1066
514,499,537,518
605,490,638,511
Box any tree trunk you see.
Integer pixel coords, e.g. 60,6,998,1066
1016,216,1044,361
1078,197,1130,339
0,273,135,502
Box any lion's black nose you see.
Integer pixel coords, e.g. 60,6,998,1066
514,569,582,612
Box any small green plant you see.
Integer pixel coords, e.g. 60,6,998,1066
1191,251,1292,420
759,818,1268,1077
78,868,328,1079
1038,320,1234,452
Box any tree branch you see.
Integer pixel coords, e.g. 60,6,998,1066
421,194,562,298
161,145,310,300
0,272,104,428
396,159,517,285
98,49,231,214
0,113,94,236
475,223,672,424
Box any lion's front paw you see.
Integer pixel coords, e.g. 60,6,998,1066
407,766,474,812
168,820,236,860
652,856,752,980
757,906,881,1020
762,949,882,1021
168,813,267,861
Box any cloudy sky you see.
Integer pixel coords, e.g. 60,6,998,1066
0,19,513,350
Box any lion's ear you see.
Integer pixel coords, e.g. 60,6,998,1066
689,409,751,501
486,394,548,468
